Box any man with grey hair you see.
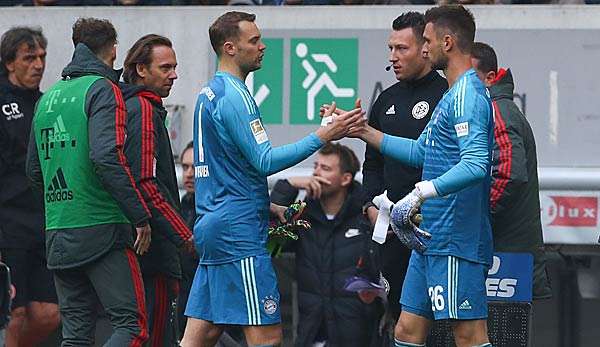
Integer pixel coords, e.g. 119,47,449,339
0,26,60,347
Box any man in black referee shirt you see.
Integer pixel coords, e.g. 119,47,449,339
361,11,448,340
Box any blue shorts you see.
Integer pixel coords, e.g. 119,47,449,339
185,255,281,325
400,252,488,321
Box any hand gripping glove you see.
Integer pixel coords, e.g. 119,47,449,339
390,181,436,253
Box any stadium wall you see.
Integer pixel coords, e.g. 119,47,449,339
3,5,600,243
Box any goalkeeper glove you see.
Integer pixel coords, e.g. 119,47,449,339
390,181,437,253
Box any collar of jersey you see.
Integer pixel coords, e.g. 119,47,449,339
458,68,476,81
398,69,439,88
443,68,476,96
216,70,245,86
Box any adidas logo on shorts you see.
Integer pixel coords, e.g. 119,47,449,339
459,299,472,310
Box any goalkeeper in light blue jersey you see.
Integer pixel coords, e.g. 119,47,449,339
181,11,365,347
350,5,494,347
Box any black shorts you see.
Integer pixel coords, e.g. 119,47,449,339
0,247,58,309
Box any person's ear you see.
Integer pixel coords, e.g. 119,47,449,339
136,63,148,80
222,41,236,57
341,173,353,187
485,71,497,86
5,61,15,73
442,34,453,53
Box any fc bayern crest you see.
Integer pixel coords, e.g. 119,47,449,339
263,298,278,315
412,101,429,119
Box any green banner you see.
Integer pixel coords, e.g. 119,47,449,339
289,38,358,124
246,38,284,124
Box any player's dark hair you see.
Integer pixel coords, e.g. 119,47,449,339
424,5,476,54
0,26,47,75
471,42,498,74
181,141,194,160
123,34,173,84
72,17,117,57
392,12,426,44
209,11,256,56
319,143,360,179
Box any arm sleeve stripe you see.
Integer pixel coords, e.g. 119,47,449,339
110,82,151,216
226,78,252,114
490,100,512,209
141,96,153,179
140,180,192,240
139,96,192,241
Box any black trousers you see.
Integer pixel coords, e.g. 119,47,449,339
54,248,148,346
143,274,179,347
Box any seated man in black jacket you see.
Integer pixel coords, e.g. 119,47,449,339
271,143,380,347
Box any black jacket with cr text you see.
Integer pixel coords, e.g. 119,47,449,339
271,180,380,347
489,69,551,299
121,84,192,279
0,72,44,249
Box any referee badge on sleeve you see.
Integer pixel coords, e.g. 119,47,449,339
250,119,268,144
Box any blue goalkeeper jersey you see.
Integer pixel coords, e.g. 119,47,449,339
193,71,323,265
381,69,494,265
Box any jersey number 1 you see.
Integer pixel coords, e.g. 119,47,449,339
197,102,205,163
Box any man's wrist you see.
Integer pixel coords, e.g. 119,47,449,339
415,180,438,199
310,131,325,146
362,201,377,215
363,126,383,150
314,127,331,143
286,177,304,190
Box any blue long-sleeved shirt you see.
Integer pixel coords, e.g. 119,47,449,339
193,71,323,264
380,69,494,265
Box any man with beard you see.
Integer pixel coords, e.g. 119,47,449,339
0,26,60,347
181,11,366,347
350,5,494,347
121,34,194,346
270,143,379,347
361,12,447,340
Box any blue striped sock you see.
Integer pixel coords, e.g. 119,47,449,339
473,343,493,347
393,338,425,347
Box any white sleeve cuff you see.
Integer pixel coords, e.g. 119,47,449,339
415,180,438,199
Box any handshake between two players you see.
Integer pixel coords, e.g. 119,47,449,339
320,99,432,253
